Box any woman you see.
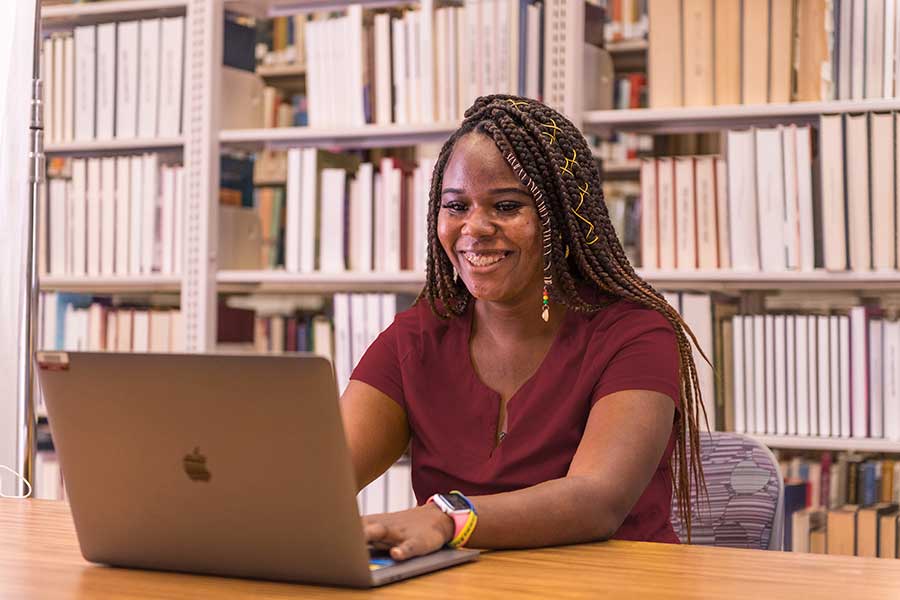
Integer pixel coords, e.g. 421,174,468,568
341,95,706,561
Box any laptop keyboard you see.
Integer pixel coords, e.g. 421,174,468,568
368,547,398,571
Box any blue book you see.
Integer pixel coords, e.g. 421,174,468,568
54,293,93,350
782,481,809,551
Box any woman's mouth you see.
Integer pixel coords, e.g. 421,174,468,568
461,251,511,268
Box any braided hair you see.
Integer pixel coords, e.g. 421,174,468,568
419,94,708,541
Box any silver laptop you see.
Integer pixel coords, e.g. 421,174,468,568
35,351,479,587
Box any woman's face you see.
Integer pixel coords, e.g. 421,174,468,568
437,133,544,305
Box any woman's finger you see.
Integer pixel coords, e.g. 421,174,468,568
390,538,421,561
363,521,390,544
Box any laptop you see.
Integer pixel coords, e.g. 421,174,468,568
34,351,479,587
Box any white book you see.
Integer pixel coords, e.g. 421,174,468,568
765,315,776,434
149,311,170,353
838,0,853,99
158,17,184,137
86,158,101,276
494,0,510,94
115,157,130,275
350,293,367,369
299,148,318,273
363,472,387,515
380,294,397,331
132,310,150,352
73,26,96,140
87,304,105,351
391,18,408,125
640,159,659,270
420,0,436,122
682,294,714,430
796,315,810,436
170,310,184,352
161,164,176,274
819,115,848,270
414,159,432,274
100,157,116,275
49,180,68,275
808,315,819,436
829,315,841,437
870,318,885,438
319,168,347,272
733,315,746,433
674,157,697,270
65,181,75,274
883,320,900,441
285,148,302,272
871,112,896,270
775,315,788,435
481,0,495,94
333,293,352,394
781,125,800,270
352,163,374,272
754,127,787,272
129,156,143,274
525,3,540,100
117,309,133,352
785,316,796,434
695,156,718,269
817,315,831,437
896,1,900,98
303,20,319,127
63,35,75,142
465,0,480,104
508,0,520,95
753,315,765,433
456,7,470,116
347,6,366,127
312,316,334,361
657,158,676,269
726,130,759,270
845,113,871,271
95,23,116,139
387,463,414,513
839,315,851,438
364,293,382,349
406,11,421,124
380,159,402,272
794,126,815,271
885,0,896,97
373,13,393,125
373,173,385,271
447,7,459,119
714,157,730,269
53,36,65,143
41,293,58,351
42,42,54,144
866,0,885,99
138,19,161,138
106,311,117,352
115,21,139,139
436,8,449,122
174,167,184,275
852,0,866,99
142,153,158,274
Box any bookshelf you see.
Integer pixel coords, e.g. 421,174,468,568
637,271,900,293
39,276,181,294
217,270,425,294
751,435,900,454
41,0,186,25
583,99,900,133
44,138,184,156
220,123,459,151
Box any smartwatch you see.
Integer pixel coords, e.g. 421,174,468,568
427,490,478,548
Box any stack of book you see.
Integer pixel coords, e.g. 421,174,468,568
42,16,185,142
604,0,649,44
41,155,185,277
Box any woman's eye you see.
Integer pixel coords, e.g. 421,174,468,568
442,202,467,212
496,202,522,213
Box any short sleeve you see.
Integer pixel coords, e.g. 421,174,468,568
350,323,407,410
591,310,681,412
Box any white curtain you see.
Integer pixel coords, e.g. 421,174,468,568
0,0,37,495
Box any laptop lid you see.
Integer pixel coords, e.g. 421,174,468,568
36,351,375,587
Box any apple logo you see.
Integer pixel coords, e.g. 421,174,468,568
183,447,211,482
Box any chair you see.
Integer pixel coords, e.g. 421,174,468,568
670,431,784,550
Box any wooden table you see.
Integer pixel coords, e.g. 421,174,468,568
5,500,900,599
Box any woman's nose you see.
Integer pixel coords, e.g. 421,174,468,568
461,207,496,237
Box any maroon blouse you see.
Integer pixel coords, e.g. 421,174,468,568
350,293,682,544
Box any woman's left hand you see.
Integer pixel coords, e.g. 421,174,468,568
363,504,454,561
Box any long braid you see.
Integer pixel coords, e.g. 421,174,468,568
420,95,709,541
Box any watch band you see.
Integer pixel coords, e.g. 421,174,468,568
427,491,478,548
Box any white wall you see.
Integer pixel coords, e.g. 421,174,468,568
0,0,38,494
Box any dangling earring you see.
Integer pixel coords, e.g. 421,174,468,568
453,266,459,284
541,285,550,323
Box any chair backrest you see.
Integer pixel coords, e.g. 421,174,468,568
670,431,784,550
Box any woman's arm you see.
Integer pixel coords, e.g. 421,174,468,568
364,388,674,559
340,380,411,491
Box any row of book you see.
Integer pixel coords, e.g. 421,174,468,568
726,310,900,440
782,454,900,511
648,0,834,107
281,150,433,275
792,499,900,557
591,132,653,164
42,17,184,143
38,293,185,355
40,155,184,277
603,0,648,44
303,1,543,128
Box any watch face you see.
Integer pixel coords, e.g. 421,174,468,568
441,493,470,511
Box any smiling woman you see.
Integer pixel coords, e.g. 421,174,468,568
339,95,707,562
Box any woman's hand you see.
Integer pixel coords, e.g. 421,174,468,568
363,504,454,561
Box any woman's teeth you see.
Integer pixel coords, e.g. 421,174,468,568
464,252,507,267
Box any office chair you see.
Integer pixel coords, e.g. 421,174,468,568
670,431,784,550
